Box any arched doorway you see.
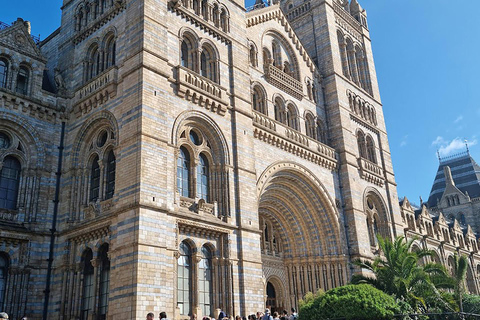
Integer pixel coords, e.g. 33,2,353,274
266,282,277,313
257,163,347,310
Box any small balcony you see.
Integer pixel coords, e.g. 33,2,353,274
358,157,384,186
0,210,18,223
175,66,228,116
74,66,119,117
264,64,303,100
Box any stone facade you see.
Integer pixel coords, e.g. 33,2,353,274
0,0,479,319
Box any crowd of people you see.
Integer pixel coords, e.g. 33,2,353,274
146,308,298,320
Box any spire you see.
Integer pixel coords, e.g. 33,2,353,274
443,166,455,186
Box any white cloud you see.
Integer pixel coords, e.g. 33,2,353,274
433,137,477,157
431,136,445,146
454,115,463,124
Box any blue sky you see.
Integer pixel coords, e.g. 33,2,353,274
2,0,480,205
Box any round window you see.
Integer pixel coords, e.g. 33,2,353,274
189,130,201,146
0,132,11,149
97,130,108,148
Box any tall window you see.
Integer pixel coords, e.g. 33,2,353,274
177,241,192,316
181,37,196,71
15,67,29,95
0,59,8,89
366,135,376,163
0,156,21,210
177,147,191,197
220,9,228,32
105,37,116,69
0,253,7,308
200,46,217,83
98,244,110,320
105,150,116,199
197,154,209,201
88,46,101,80
252,86,266,115
199,246,213,317
305,114,315,139
201,0,208,19
81,249,94,320
212,5,219,27
274,99,285,124
346,39,358,84
272,41,282,68
249,44,257,67
286,105,298,130
357,130,367,159
90,155,100,202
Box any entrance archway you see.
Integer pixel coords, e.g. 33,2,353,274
266,282,277,313
257,163,347,310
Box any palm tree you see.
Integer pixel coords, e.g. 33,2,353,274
351,235,454,312
450,254,468,313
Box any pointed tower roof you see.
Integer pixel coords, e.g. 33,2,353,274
427,152,480,207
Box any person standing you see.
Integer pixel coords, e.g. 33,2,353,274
262,309,273,320
288,308,297,320
160,311,170,320
146,312,155,320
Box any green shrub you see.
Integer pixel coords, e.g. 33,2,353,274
463,294,480,314
298,284,401,320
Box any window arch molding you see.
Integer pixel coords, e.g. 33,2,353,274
173,112,230,216
85,40,101,81
101,29,117,70
365,134,377,164
272,94,286,124
179,28,200,72
0,55,12,90
285,102,299,130
199,39,220,83
363,188,391,244
219,5,230,32
262,30,301,80
250,82,268,115
15,63,31,96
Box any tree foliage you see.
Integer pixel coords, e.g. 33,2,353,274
298,284,401,320
351,235,454,312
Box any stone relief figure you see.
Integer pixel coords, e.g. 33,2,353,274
54,68,66,93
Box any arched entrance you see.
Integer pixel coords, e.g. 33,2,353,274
257,163,347,310
266,282,277,313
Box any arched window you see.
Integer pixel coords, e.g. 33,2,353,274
105,36,116,69
193,0,200,14
249,44,257,67
200,46,217,83
252,86,266,114
81,249,94,320
15,66,29,95
272,41,282,68
199,246,213,317
220,9,228,32
201,0,208,19
105,150,116,199
177,147,191,197
263,48,271,66
90,155,100,202
337,31,349,78
357,130,366,159
181,36,196,71
274,99,285,124
346,39,358,84
0,59,8,89
286,105,298,130
177,241,192,316
0,253,8,308
98,244,110,319
197,153,209,201
366,135,376,163
305,114,315,139
316,120,327,143
0,156,21,210
212,5,219,27
355,46,367,89
87,45,101,80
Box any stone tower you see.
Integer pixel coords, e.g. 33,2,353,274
281,0,404,260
